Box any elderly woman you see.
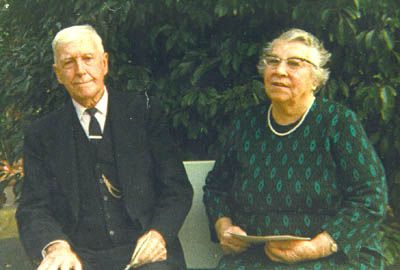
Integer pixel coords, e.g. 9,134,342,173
203,28,387,269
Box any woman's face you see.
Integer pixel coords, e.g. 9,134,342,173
263,40,319,104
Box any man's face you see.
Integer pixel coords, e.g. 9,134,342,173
53,37,108,107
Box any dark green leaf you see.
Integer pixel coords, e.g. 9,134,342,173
379,86,397,122
365,30,375,49
381,29,394,51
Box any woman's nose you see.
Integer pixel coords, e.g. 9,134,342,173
274,61,288,75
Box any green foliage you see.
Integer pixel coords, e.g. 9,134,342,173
0,0,400,264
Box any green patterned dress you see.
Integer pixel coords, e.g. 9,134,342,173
203,98,387,269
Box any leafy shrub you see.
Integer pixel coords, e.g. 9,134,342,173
0,0,399,265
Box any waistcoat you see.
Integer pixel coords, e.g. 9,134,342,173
71,114,142,250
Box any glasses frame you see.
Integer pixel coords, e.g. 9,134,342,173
263,55,318,70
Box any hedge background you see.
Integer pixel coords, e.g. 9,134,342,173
0,0,399,265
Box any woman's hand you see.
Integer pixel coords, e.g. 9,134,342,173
264,231,336,264
215,217,250,254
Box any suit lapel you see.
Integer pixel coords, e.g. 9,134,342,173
53,101,80,219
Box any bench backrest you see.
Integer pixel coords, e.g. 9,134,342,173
179,161,222,269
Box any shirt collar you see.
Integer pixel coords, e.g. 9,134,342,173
71,87,108,120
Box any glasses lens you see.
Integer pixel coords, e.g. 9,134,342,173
286,59,303,68
266,57,280,66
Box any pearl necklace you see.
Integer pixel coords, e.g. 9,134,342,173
267,97,315,137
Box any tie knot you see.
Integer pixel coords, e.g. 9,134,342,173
86,108,97,117
86,108,102,140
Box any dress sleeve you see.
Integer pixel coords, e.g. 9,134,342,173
321,107,388,263
203,118,241,241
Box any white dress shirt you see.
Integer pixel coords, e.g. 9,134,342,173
71,88,108,138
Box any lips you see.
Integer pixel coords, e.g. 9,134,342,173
74,80,92,85
271,82,289,87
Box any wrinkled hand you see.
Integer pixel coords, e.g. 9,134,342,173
264,231,334,264
129,229,167,268
215,217,250,255
37,241,82,270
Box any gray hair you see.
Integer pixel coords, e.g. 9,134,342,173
52,25,104,63
257,28,331,90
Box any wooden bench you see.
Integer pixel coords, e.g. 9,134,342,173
180,161,222,269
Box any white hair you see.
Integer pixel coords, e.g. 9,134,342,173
52,25,104,63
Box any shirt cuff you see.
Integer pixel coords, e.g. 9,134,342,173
41,240,69,258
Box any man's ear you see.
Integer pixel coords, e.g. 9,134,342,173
102,52,109,76
53,63,63,84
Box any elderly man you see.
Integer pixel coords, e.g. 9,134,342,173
16,25,193,270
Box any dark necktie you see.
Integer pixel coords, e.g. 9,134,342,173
86,108,102,141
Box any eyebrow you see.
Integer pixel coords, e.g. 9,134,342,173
60,53,95,62
59,57,73,63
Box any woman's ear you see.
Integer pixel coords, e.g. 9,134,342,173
311,74,320,93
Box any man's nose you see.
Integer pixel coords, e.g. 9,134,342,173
75,59,86,75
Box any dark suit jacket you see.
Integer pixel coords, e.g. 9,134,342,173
16,91,193,266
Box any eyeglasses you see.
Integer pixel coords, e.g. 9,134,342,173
263,55,318,70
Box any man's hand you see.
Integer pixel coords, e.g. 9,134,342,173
264,231,336,264
215,217,250,255
129,229,167,268
38,241,82,270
